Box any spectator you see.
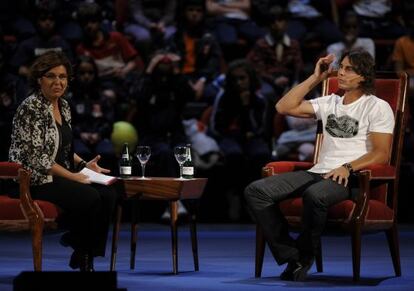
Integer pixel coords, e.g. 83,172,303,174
76,2,143,94
131,51,195,220
392,15,414,76
209,59,272,221
327,10,375,69
167,0,222,104
68,56,116,172
123,0,177,55
285,0,342,46
206,0,265,62
10,4,74,78
272,115,317,161
247,5,303,103
352,0,406,39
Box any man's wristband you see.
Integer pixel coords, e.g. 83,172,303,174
342,163,353,174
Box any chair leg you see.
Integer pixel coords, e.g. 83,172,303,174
110,204,122,271
351,224,362,281
255,225,265,278
189,201,199,271
170,201,179,275
385,224,401,277
31,220,44,271
130,198,139,270
315,240,323,273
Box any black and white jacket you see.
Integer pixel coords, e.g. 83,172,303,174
9,93,72,186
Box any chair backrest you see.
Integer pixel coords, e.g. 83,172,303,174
319,72,408,205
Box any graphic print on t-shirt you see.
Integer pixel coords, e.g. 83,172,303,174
325,114,359,138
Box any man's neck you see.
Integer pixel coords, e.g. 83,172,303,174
343,89,364,105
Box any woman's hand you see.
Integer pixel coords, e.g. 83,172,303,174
86,155,111,174
323,165,350,187
71,172,91,184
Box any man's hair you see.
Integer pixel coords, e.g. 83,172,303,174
340,49,375,94
29,51,73,91
76,2,103,24
264,5,289,26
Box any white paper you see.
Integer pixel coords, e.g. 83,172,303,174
80,168,117,185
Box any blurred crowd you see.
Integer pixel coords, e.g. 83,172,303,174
1,0,414,222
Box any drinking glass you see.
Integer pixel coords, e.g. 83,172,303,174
136,146,151,179
174,146,188,179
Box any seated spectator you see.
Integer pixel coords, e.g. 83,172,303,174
247,5,303,103
67,56,116,171
392,15,414,77
10,4,74,77
131,51,195,221
352,0,406,39
285,0,342,46
167,0,223,105
209,59,272,221
123,0,177,55
206,0,265,62
76,2,143,97
272,115,317,161
327,10,375,69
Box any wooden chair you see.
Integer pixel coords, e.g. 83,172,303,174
0,162,59,271
254,71,408,281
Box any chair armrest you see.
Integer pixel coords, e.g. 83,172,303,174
357,164,396,180
17,168,45,224
0,162,21,177
262,161,314,177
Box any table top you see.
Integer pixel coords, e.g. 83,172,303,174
119,177,208,200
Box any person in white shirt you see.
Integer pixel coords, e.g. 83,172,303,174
244,49,394,281
327,11,375,70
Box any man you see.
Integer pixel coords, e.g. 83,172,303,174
244,49,394,281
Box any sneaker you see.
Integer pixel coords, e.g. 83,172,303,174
280,257,314,282
292,257,314,281
160,201,188,221
280,260,297,281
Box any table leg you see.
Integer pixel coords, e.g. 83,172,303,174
189,200,199,271
110,204,123,271
170,201,178,274
130,198,139,270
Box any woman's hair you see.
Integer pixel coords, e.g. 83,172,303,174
224,59,260,94
340,49,375,94
29,50,73,91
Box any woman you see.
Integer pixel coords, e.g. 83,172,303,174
9,51,120,271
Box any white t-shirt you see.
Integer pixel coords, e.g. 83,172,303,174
308,94,394,173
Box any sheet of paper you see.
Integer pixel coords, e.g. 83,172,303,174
80,168,117,185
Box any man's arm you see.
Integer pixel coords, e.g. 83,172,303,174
276,54,335,118
324,132,393,186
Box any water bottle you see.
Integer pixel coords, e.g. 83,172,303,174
119,143,132,177
182,144,194,179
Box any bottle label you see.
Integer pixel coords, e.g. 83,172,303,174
120,166,132,175
121,154,129,159
182,166,194,176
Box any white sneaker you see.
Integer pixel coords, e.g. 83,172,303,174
177,201,188,216
160,201,188,221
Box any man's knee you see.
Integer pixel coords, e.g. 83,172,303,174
302,191,327,208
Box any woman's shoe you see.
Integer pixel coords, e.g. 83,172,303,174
69,250,80,270
79,253,94,272
69,251,94,271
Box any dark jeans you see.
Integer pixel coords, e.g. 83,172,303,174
244,170,351,265
31,176,121,257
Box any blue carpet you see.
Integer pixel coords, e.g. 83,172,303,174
1,224,414,290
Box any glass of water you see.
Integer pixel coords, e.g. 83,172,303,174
174,146,188,179
136,146,151,179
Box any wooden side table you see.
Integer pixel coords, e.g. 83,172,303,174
110,177,207,274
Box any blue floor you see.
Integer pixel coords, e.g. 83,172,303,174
1,223,414,290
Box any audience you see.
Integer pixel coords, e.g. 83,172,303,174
0,0,412,222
